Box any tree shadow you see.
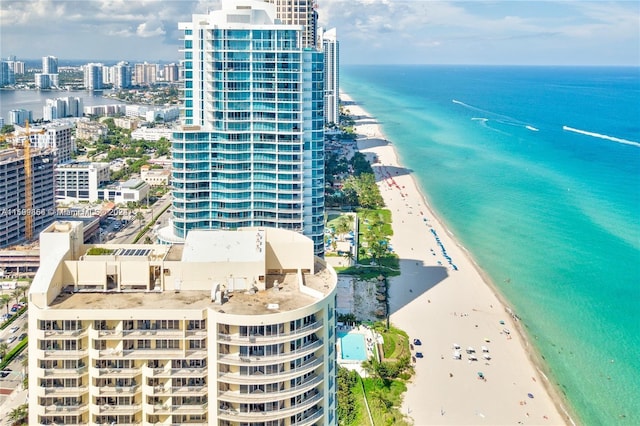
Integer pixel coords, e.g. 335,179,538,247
370,164,413,184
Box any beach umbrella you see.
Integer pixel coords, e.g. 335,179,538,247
527,393,534,399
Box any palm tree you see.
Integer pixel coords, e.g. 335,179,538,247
7,403,28,425
135,211,145,231
342,250,355,266
335,216,352,240
0,342,9,359
11,288,21,305
0,293,11,315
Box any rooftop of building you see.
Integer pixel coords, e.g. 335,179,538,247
32,223,336,315
47,260,333,315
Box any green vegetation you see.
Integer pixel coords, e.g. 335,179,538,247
132,202,172,243
338,322,414,426
0,338,27,370
7,403,28,426
337,368,364,425
326,151,383,210
86,247,115,256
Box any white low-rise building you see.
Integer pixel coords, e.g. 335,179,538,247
28,221,337,425
55,161,110,202
140,165,170,186
130,127,173,142
98,178,150,204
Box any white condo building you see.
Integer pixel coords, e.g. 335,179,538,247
43,96,84,121
319,28,339,126
165,0,325,255
28,221,337,425
84,63,104,91
37,55,59,88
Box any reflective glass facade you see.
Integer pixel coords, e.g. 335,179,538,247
173,5,325,255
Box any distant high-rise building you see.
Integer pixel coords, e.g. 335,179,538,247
163,63,179,82
264,0,318,47
134,62,157,85
43,98,65,121
162,0,325,256
114,61,133,88
320,27,339,125
83,63,103,91
42,56,58,74
44,96,84,121
12,60,25,75
37,56,59,88
0,61,14,86
8,109,32,126
34,73,53,89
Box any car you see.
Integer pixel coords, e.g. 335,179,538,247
9,326,19,333
18,333,27,341
7,336,17,344
0,371,9,379
413,338,422,346
415,352,424,358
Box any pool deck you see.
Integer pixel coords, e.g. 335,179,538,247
336,325,380,375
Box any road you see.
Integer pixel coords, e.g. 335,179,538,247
110,195,173,244
0,309,28,422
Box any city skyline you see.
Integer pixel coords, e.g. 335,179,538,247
1,0,638,66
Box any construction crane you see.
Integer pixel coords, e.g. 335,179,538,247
0,121,46,241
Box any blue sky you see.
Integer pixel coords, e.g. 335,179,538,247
1,0,638,65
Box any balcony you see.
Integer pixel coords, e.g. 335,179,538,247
41,349,88,359
97,385,140,396
38,385,88,397
122,328,183,338
217,357,322,385
93,367,140,378
149,403,208,415
97,403,141,415
42,366,87,377
217,393,322,422
290,407,324,426
218,340,322,366
38,328,87,339
90,329,123,339
148,367,208,378
217,321,321,345
43,404,89,415
170,385,208,396
217,375,322,404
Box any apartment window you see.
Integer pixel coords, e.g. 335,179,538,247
156,340,180,349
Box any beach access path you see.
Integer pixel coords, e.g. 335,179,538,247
344,92,570,426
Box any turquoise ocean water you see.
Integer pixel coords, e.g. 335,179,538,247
341,65,640,425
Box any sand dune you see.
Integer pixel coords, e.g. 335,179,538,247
344,92,571,426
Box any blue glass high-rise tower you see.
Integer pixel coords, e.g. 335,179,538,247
168,0,325,255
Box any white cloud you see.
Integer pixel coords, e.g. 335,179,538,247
136,21,166,38
0,0,637,64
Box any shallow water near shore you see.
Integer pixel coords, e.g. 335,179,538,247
342,65,640,425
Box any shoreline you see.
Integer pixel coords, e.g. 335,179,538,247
342,92,576,425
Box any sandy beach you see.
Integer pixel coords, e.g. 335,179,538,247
343,92,572,426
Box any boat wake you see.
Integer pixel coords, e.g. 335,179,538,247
454,99,539,134
562,126,640,148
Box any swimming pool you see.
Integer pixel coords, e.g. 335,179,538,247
338,331,368,361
